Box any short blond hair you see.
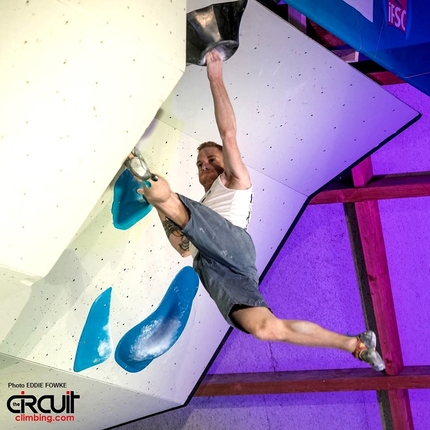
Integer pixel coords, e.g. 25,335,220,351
197,141,223,152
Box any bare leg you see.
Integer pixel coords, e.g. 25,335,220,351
231,306,357,352
138,176,189,228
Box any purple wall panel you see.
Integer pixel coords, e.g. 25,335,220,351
409,389,430,430
372,84,430,174
135,392,382,430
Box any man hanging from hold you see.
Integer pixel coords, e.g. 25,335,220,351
125,49,386,372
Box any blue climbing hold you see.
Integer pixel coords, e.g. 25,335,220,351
74,287,113,372
115,267,199,373
111,169,152,230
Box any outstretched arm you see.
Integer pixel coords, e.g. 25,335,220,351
206,50,251,190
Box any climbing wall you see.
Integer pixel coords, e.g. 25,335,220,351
0,0,185,289
0,0,419,429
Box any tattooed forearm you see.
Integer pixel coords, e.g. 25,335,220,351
162,218,183,238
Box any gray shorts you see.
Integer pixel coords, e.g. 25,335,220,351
178,194,269,331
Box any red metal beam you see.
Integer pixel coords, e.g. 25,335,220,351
194,366,430,397
367,71,404,86
351,160,413,430
389,390,414,430
351,160,403,375
310,171,430,205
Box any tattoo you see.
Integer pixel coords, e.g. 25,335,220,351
162,218,183,238
180,237,190,252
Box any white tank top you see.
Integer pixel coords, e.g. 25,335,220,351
189,174,253,258
200,174,253,229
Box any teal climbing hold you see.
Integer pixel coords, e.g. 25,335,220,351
74,287,113,372
112,169,152,230
115,267,199,373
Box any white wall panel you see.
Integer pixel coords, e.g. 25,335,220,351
0,354,178,430
247,168,307,274
67,0,185,66
158,0,418,197
0,0,186,284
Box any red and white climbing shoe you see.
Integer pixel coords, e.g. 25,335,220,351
353,331,385,372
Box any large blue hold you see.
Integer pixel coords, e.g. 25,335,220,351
74,287,113,372
115,266,199,373
112,169,152,230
